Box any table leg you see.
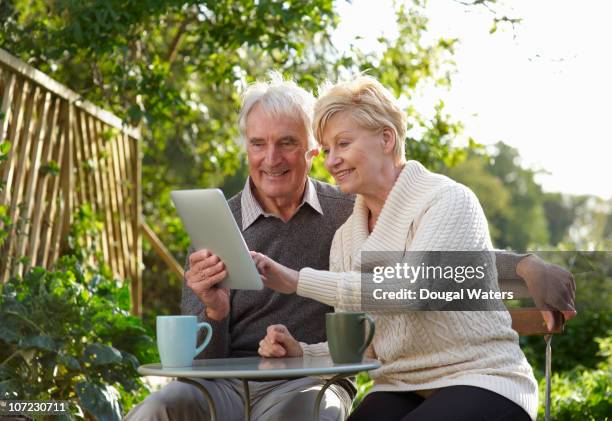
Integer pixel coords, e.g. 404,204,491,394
313,373,351,421
241,379,252,421
177,377,217,421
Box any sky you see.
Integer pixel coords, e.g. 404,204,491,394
332,0,612,200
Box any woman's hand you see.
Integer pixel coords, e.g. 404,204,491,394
250,251,299,294
258,324,303,358
516,254,577,330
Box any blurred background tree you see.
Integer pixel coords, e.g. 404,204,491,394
444,141,612,251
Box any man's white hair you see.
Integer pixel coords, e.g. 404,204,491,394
238,71,317,150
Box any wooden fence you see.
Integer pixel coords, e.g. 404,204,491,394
0,48,145,314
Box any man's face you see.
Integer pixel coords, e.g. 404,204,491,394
245,104,312,202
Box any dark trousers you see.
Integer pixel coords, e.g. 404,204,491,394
348,385,531,421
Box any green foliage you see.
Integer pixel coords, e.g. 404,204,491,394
0,205,10,249
310,154,335,184
521,251,612,374
522,310,612,375
343,4,468,171
359,3,457,94
0,204,9,247
541,194,612,250
0,141,11,246
352,371,373,412
0,206,157,419
484,142,549,249
67,203,106,265
536,334,612,421
566,197,612,250
404,102,470,172
0,141,10,162
542,193,578,246
518,251,611,418
39,160,60,177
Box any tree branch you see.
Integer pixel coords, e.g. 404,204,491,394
166,16,194,65
5,310,47,335
452,0,521,34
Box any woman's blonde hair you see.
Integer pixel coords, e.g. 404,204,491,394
314,76,407,164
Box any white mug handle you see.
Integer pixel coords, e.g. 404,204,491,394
194,322,213,356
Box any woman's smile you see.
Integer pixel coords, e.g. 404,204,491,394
334,168,355,182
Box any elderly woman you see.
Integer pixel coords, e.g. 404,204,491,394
251,76,537,421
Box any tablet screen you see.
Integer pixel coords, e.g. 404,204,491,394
171,189,263,290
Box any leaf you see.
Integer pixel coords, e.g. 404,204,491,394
84,343,122,366
101,129,117,141
121,351,140,370
20,335,57,352
0,324,19,342
0,380,23,399
59,353,82,371
75,381,121,421
127,105,143,123
17,256,31,266
40,161,61,176
0,141,10,155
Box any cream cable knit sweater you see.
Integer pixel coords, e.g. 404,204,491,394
296,160,538,420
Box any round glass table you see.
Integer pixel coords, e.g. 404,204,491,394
138,355,381,421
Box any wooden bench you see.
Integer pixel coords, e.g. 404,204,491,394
503,278,565,421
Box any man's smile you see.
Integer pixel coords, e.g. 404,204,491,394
262,169,291,178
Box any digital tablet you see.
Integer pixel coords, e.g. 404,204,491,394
170,189,263,290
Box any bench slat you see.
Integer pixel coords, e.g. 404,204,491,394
509,308,564,336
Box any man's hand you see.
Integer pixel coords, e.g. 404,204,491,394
185,249,230,321
250,251,299,294
258,325,303,358
516,254,577,330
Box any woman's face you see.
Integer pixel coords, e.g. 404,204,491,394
320,112,390,195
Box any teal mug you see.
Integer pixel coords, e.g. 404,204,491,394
156,315,212,367
326,312,375,364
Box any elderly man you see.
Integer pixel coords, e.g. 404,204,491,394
126,74,576,421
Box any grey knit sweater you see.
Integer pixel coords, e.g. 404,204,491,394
180,178,526,359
